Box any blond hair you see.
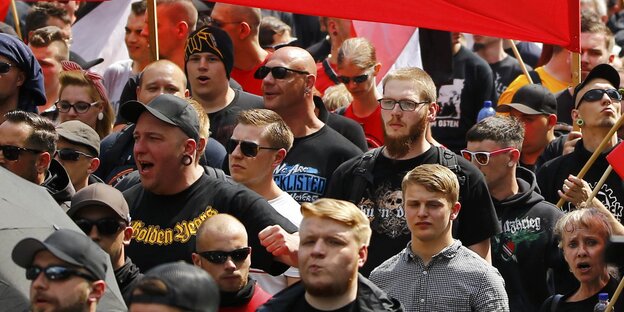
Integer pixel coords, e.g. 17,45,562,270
555,208,612,249
301,198,371,246
237,109,293,151
323,84,352,112
402,164,459,205
337,37,377,69
382,67,437,103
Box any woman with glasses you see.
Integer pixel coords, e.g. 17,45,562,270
336,37,384,148
540,208,623,312
57,61,114,139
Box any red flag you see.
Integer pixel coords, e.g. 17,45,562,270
1,1,10,23
607,143,624,178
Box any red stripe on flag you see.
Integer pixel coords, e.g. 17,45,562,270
1,1,10,23
607,143,624,179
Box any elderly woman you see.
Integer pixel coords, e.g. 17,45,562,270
540,208,623,311
336,37,383,148
57,61,114,138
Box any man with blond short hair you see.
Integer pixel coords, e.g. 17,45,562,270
370,164,508,311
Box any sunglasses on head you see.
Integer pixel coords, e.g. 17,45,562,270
0,144,42,161
55,100,99,114
198,247,251,264
0,61,13,74
460,147,517,166
580,88,622,103
74,218,125,236
253,66,310,80
226,139,279,157
378,98,429,111
26,265,96,282
56,149,95,161
337,73,369,84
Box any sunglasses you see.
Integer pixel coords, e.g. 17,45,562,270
0,61,13,74
56,149,95,161
460,147,517,166
226,139,280,157
74,218,125,236
337,73,369,84
0,144,42,161
198,247,251,264
204,16,241,28
580,88,622,103
26,265,96,282
378,98,429,111
55,100,99,114
253,66,310,80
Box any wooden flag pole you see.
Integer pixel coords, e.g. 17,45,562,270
584,166,613,205
10,0,21,39
557,114,624,208
606,275,624,311
572,52,582,132
507,39,533,84
147,0,159,62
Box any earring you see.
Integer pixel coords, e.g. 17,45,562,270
181,155,192,166
576,118,584,127
508,162,514,167
97,112,104,121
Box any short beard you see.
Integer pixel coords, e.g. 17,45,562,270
303,276,352,297
384,113,428,158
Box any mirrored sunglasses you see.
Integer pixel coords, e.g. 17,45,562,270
26,265,96,282
226,139,279,157
198,247,251,264
56,149,95,161
74,218,125,236
55,100,99,114
460,147,517,166
253,66,310,80
0,144,42,161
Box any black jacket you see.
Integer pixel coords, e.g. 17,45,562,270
315,96,368,152
115,257,143,305
42,159,75,211
257,274,403,312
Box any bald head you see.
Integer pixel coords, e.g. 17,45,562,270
138,60,188,103
271,47,317,76
196,214,248,247
212,3,261,30
156,0,198,31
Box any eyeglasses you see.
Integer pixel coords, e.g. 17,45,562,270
254,66,310,80
55,100,99,114
0,61,13,74
26,265,96,282
226,139,280,157
337,73,370,84
378,98,429,111
56,149,95,161
0,145,42,161
198,247,251,264
460,147,517,166
580,88,622,103
74,218,125,236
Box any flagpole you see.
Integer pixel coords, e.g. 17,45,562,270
10,0,22,39
584,166,612,205
572,52,581,132
147,0,159,62
556,114,624,208
606,276,624,311
506,39,533,84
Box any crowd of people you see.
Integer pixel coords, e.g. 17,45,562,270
1,0,624,311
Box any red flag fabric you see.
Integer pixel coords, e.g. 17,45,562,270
607,143,624,179
1,1,10,23
215,0,580,52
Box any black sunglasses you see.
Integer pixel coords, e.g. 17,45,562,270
56,149,95,161
0,144,42,161
378,98,429,111
0,61,13,74
581,88,622,103
198,247,251,264
226,139,280,157
254,66,310,80
55,100,99,114
26,265,96,282
74,218,125,236
338,73,369,84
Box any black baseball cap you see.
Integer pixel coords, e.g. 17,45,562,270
496,84,556,115
12,229,108,281
120,94,200,142
573,63,620,108
129,262,219,312
68,183,130,223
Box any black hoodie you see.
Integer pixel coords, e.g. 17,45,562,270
491,166,575,312
41,159,75,211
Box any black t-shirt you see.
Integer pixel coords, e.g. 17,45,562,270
326,146,500,276
555,88,574,126
490,56,532,101
123,173,297,272
536,135,567,171
274,126,362,204
293,299,358,312
431,46,496,153
207,89,264,146
539,276,624,312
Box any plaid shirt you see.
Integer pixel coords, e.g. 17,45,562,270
370,240,509,312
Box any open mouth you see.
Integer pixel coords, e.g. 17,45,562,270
138,161,154,172
577,262,591,272
197,76,209,83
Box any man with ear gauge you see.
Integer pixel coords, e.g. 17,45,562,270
537,64,624,220
120,93,299,273
464,115,573,311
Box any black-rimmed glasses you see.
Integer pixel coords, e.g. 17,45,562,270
378,98,429,111
55,100,99,114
